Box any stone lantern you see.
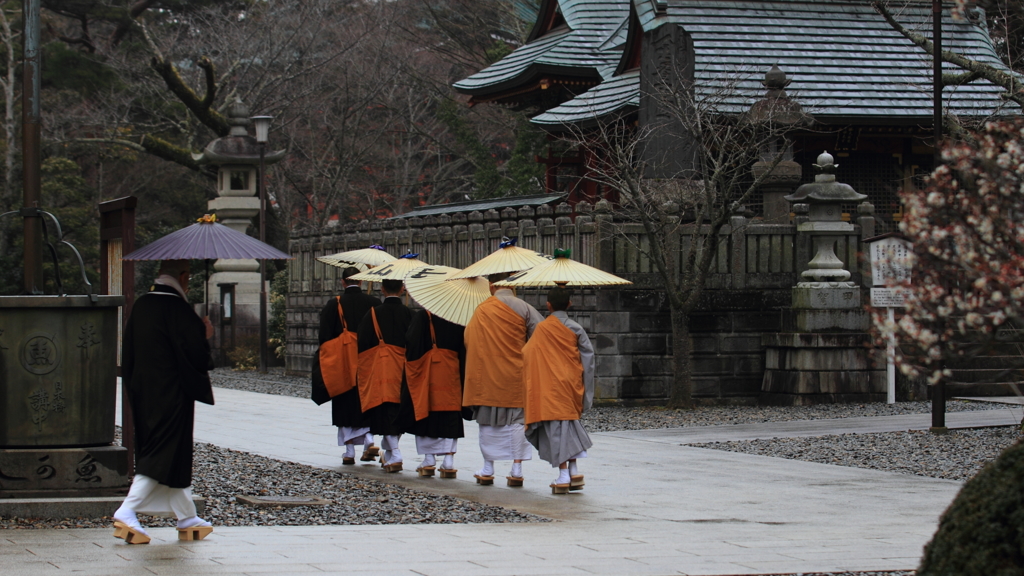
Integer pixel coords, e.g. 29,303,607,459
746,65,813,224
760,151,884,405
192,99,285,355
785,151,867,297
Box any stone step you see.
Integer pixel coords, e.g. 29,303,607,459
944,382,1024,397
945,355,1024,370
944,368,1024,383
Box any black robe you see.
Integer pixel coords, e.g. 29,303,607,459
356,296,412,436
122,284,213,488
317,286,380,428
397,310,466,440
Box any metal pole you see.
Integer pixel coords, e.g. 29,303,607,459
258,142,268,373
21,0,42,294
930,0,947,433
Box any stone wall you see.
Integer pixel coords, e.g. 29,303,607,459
286,200,877,403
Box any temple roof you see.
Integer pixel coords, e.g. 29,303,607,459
453,0,629,98
530,0,1020,128
532,68,639,126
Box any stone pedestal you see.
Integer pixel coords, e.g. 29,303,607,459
0,446,129,498
762,285,885,405
761,151,883,405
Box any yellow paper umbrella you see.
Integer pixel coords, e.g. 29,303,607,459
319,245,396,267
447,238,551,280
349,254,430,282
315,255,368,272
404,265,491,326
494,249,631,287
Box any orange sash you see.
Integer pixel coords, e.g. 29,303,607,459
357,307,405,412
405,312,462,421
318,297,359,398
523,316,584,426
463,296,528,408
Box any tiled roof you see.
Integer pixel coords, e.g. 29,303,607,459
532,69,640,126
389,194,567,220
530,0,1019,127
453,0,630,95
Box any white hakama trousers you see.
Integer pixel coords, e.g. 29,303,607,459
117,474,197,520
416,436,457,456
337,426,371,445
478,423,533,461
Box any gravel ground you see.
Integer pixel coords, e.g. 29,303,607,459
692,426,1023,481
0,433,544,530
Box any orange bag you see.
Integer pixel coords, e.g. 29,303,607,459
318,297,359,398
405,312,462,422
357,307,406,412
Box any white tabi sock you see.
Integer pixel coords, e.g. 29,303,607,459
477,460,494,477
113,508,148,534
344,444,356,459
442,454,454,470
510,462,523,478
568,460,579,476
365,432,374,447
554,468,570,485
177,516,211,529
422,454,436,467
389,447,402,463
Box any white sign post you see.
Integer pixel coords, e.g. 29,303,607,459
868,236,913,404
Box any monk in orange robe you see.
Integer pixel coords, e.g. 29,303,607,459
523,287,595,494
463,272,543,486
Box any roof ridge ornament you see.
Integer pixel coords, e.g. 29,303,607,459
227,98,251,137
812,151,838,183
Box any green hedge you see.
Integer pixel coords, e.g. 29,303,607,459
918,438,1024,575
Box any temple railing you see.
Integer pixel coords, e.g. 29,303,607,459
288,200,871,294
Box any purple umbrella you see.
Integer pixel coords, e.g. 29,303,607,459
123,215,291,310
123,216,290,261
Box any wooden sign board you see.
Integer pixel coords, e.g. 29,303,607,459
869,236,912,288
871,287,908,308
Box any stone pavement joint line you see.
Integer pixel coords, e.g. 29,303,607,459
5,388,1009,575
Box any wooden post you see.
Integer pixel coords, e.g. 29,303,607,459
99,196,137,475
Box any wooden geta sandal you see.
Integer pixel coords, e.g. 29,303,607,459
342,456,355,466
438,468,457,479
550,482,570,495
474,474,494,485
570,474,585,491
177,525,214,541
506,476,524,487
113,521,151,545
417,465,436,477
360,445,378,462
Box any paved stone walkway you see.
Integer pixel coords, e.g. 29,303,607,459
1,388,1019,576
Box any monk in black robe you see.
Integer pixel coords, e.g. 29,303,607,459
316,267,380,464
398,310,466,477
113,259,214,544
357,279,413,472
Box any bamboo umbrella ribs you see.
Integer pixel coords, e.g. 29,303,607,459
319,245,397,268
349,253,430,283
404,265,491,326
494,248,631,288
446,237,551,280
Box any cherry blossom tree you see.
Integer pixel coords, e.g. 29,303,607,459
874,119,1024,385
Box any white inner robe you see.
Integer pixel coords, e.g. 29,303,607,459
478,423,533,461
416,436,458,455
118,474,197,520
